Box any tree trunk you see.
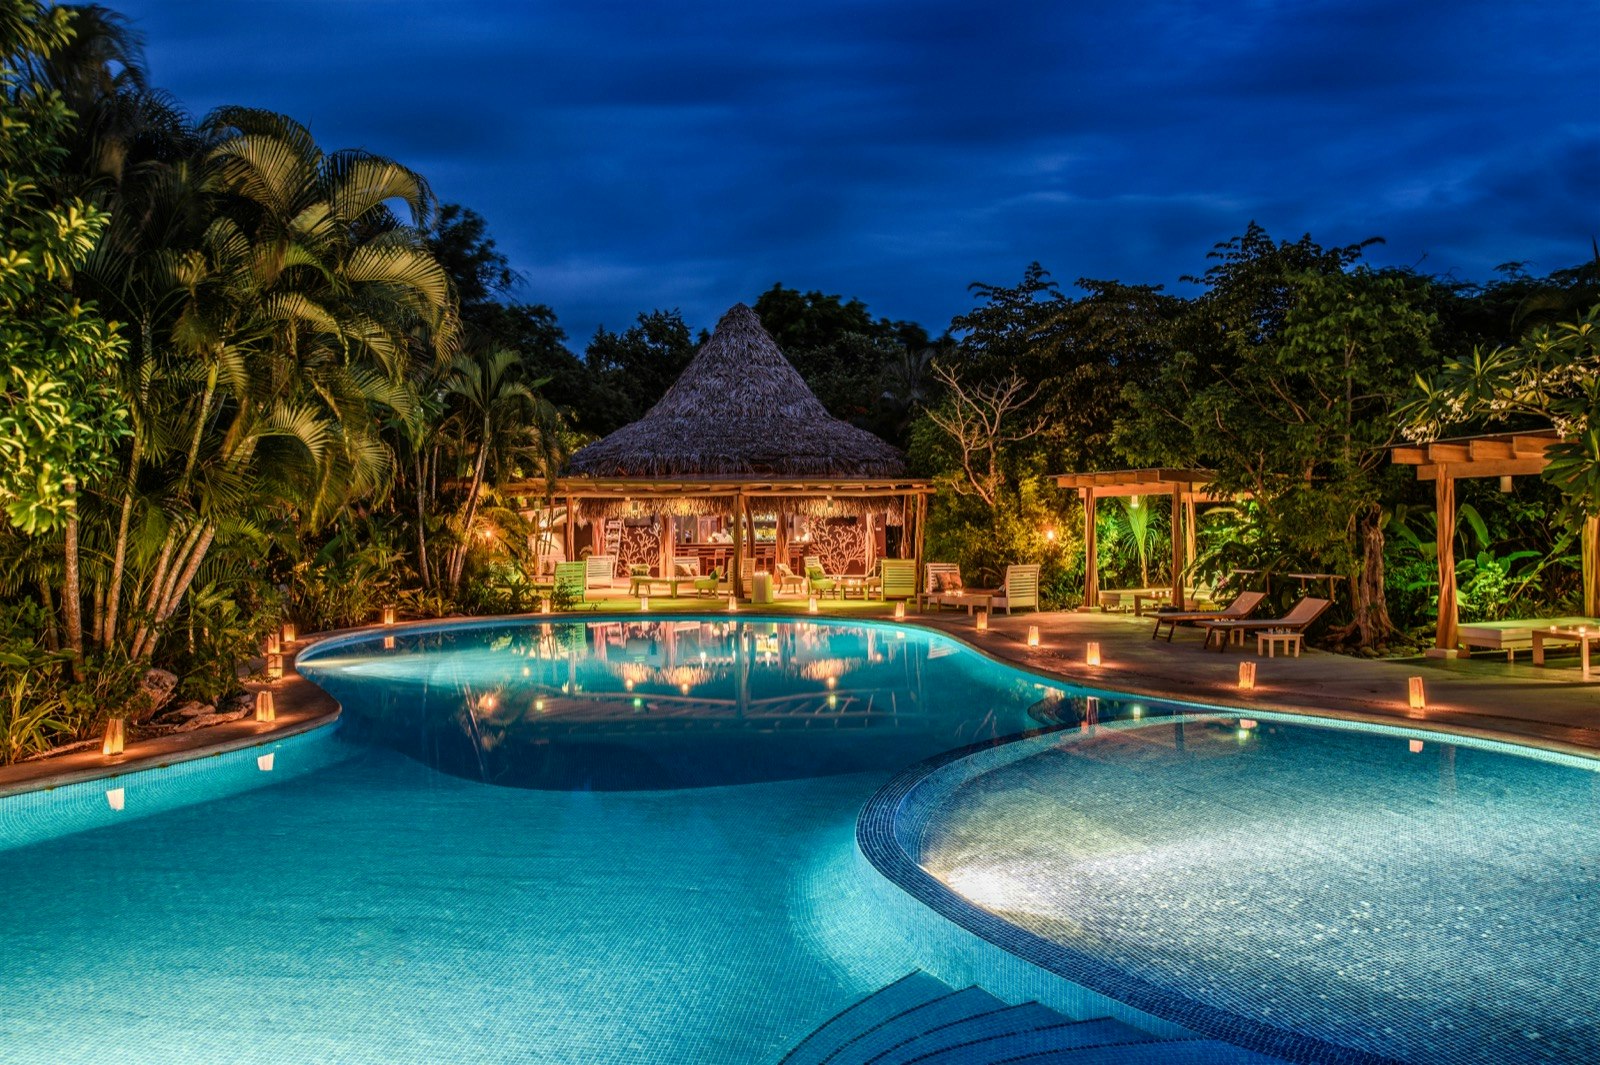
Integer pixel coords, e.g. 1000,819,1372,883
38,578,59,651
62,480,84,681
1348,505,1395,648
414,450,431,589
447,429,490,590
102,433,143,647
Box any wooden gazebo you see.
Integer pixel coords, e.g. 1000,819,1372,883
1054,469,1227,611
1390,429,1598,655
507,304,933,597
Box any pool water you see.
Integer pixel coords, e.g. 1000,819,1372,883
914,715,1600,1065
0,618,1078,1064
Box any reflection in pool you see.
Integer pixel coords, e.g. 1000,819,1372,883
298,618,1077,789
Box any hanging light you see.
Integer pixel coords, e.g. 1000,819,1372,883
976,610,989,632
1130,495,1141,509
1027,625,1040,647
254,690,276,723
100,718,125,756
1085,641,1101,666
1407,676,1426,710
1238,661,1256,689
1499,475,1513,493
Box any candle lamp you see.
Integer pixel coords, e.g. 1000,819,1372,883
1026,625,1040,647
100,718,125,756
1407,676,1426,710
254,690,276,723
1085,641,1101,666
1238,661,1256,689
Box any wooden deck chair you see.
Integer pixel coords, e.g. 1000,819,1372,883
585,554,616,590
918,562,963,611
1199,596,1330,651
803,556,838,597
990,564,1041,613
553,561,588,607
1151,590,1265,641
878,559,917,601
774,562,807,595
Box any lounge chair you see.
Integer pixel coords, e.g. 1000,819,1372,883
774,562,807,595
585,554,616,591
918,562,963,612
989,564,1040,614
1199,596,1330,651
804,558,838,598
878,559,916,601
1151,590,1266,641
692,568,723,597
553,561,588,608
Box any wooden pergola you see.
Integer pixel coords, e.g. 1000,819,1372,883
1054,469,1229,611
1390,429,1598,655
506,477,935,598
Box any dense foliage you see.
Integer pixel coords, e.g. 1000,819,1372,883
1,1,1595,762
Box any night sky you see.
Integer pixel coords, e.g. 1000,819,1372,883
114,1,1596,343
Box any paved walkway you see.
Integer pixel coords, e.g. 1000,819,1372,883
4,605,1597,796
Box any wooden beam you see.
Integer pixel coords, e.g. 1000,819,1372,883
1413,458,1549,481
1467,438,1516,461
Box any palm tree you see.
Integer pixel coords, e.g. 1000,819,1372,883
1100,496,1171,588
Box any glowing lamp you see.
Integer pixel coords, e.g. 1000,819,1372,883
1085,641,1100,666
894,602,906,620
633,697,643,710
478,693,496,712
266,653,284,681
257,753,275,772
1238,661,1256,690
540,598,552,615
1026,625,1040,647
105,788,125,811
100,718,125,756
383,635,396,650
381,605,396,626
640,595,650,612
727,595,738,613
534,698,547,712
1407,676,1426,710
825,676,837,689
254,690,276,723
1044,527,1056,542
624,679,635,691
808,596,819,614
827,694,838,709
1239,719,1257,730
1409,739,1424,754
265,632,281,655
680,683,691,695
281,622,296,644
976,610,989,632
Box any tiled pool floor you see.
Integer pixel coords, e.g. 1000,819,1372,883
0,742,914,1064
915,718,1600,1065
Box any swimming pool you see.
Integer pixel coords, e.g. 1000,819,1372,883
2,616,1593,1064
892,711,1600,1065
0,617,1079,1064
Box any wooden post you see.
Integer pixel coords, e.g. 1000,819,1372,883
1432,468,1458,656
564,496,575,562
1080,487,1098,611
776,507,790,575
1184,497,1198,582
1170,485,1184,609
913,492,927,592
1584,514,1600,617
660,513,674,579
863,509,876,575
731,492,745,598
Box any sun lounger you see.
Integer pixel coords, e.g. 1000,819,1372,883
1199,596,1330,651
1151,591,1266,641
1458,617,1600,661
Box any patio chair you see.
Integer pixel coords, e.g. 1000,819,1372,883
803,556,839,597
918,562,963,611
878,559,916,601
990,564,1040,614
553,561,589,608
693,568,723,597
1199,596,1330,651
626,564,653,596
774,562,807,595
585,554,616,591
1151,590,1265,641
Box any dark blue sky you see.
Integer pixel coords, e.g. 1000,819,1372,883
116,1,1595,344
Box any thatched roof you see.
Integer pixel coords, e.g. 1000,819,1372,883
567,303,907,479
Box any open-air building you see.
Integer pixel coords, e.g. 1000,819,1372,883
501,304,934,597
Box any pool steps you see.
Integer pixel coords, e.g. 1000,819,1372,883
781,972,1282,1064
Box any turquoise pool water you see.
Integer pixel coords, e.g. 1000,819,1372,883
0,618,1078,1064
908,713,1600,1065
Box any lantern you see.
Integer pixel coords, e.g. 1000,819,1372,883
381,605,396,626
894,602,906,620
1407,676,1426,710
101,718,125,756
254,690,276,723
1085,641,1100,666
1238,661,1256,690
976,610,989,632
1026,625,1040,647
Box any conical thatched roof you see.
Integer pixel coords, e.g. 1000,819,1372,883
567,303,907,479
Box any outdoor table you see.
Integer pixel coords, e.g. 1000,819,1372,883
1256,631,1302,657
1531,626,1598,680
629,576,690,598
944,589,995,615
1132,590,1171,616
